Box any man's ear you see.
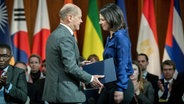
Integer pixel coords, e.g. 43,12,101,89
67,15,73,22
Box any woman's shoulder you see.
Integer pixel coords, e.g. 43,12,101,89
143,80,153,87
114,29,130,44
115,29,127,35
114,29,129,39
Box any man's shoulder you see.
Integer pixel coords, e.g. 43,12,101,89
176,72,184,82
52,25,69,35
147,72,159,79
48,25,70,41
9,65,25,73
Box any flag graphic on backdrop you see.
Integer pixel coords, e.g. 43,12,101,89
82,0,104,60
137,0,161,77
64,0,73,4
11,0,30,63
163,0,184,73
63,0,77,41
0,0,11,45
0,0,15,65
32,0,50,61
116,0,130,37
116,0,128,29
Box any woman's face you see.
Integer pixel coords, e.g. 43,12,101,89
29,57,41,73
99,14,110,31
130,64,139,81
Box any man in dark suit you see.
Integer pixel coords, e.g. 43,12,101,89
137,53,159,90
42,3,104,104
137,53,159,103
0,44,27,103
157,60,176,103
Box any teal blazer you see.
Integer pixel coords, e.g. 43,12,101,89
43,24,92,103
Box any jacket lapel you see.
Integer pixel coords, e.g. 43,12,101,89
6,66,13,83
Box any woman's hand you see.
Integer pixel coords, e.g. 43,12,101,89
80,60,91,66
133,81,141,95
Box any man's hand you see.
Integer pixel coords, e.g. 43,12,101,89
158,80,164,92
0,75,7,86
114,91,124,104
90,75,104,93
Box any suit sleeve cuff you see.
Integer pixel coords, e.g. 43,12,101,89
5,83,12,93
158,89,164,98
90,76,94,82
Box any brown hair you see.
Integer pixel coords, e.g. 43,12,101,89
161,60,176,71
28,54,41,63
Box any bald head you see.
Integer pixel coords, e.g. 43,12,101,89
59,3,81,21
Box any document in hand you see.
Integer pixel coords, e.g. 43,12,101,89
83,58,117,84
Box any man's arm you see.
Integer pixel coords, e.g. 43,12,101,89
6,70,27,103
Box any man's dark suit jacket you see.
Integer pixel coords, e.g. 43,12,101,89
4,65,27,103
168,72,184,104
146,72,159,90
157,78,175,103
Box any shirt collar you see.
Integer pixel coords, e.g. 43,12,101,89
164,78,173,84
142,71,148,79
60,23,74,36
1,66,9,76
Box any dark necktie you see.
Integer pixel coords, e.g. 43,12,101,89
160,82,169,99
0,70,4,76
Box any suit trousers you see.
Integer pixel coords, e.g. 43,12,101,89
97,79,134,104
